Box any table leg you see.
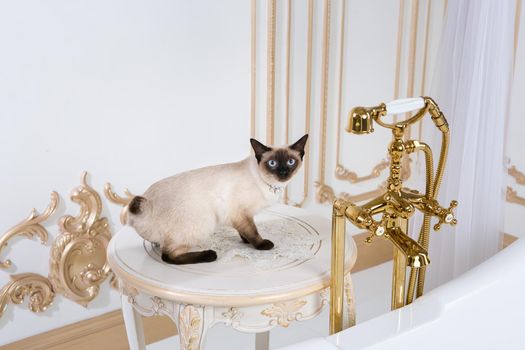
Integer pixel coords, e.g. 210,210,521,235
121,295,146,350
178,304,207,350
255,331,270,350
343,274,356,328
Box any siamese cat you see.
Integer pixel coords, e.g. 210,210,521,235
127,134,308,265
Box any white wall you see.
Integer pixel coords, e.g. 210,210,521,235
0,0,249,344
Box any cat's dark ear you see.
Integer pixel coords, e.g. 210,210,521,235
250,138,271,163
290,134,308,159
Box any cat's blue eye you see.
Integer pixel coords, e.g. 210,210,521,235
287,158,296,166
268,159,278,167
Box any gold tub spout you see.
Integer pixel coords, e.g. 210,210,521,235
385,227,429,268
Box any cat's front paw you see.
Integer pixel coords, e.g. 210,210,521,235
255,239,274,250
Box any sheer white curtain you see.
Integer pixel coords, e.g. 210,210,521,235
421,0,515,290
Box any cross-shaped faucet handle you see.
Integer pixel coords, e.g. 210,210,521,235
434,200,458,231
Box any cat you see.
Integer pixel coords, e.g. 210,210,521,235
127,134,308,265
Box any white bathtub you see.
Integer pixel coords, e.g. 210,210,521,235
279,238,525,350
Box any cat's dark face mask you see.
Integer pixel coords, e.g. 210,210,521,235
250,135,308,183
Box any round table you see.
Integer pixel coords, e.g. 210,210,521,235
108,204,357,350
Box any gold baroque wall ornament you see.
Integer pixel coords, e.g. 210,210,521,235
314,181,385,205
104,182,135,225
49,172,112,307
0,191,59,268
507,186,525,206
507,165,525,207
334,160,390,184
0,273,55,318
315,181,337,204
509,165,525,185
103,183,147,291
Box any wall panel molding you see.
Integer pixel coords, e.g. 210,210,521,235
251,0,448,207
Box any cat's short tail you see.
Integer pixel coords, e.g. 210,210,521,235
128,196,147,215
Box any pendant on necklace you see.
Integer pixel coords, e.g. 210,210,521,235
269,185,283,195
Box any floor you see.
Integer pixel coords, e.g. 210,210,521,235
148,261,393,350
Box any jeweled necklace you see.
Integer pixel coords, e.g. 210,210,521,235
263,181,284,194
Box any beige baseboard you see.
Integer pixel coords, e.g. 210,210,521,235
0,311,177,350
503,232,518,248
2,232,518,350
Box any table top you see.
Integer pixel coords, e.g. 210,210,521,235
107,204,357,306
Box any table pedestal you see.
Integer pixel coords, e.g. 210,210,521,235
119,273,355,350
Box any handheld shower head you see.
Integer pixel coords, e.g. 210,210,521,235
346,106,374,134
346,104,388,134
346,98,428,134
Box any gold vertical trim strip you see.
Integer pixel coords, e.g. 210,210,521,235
514,0,522,71
335,0,346,164
419,1,431,96
284,0,292,204
394,0,405,100
418,0,431,140
318,0,331,184
443,0,448,19
393,0,405,123
302,0,314,206
292,0,314,207
405,0,419,138
504,0,521,156
251,0,257,138
266,0,277,145
284,0,292,145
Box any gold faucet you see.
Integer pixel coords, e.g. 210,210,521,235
329,97,457,334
